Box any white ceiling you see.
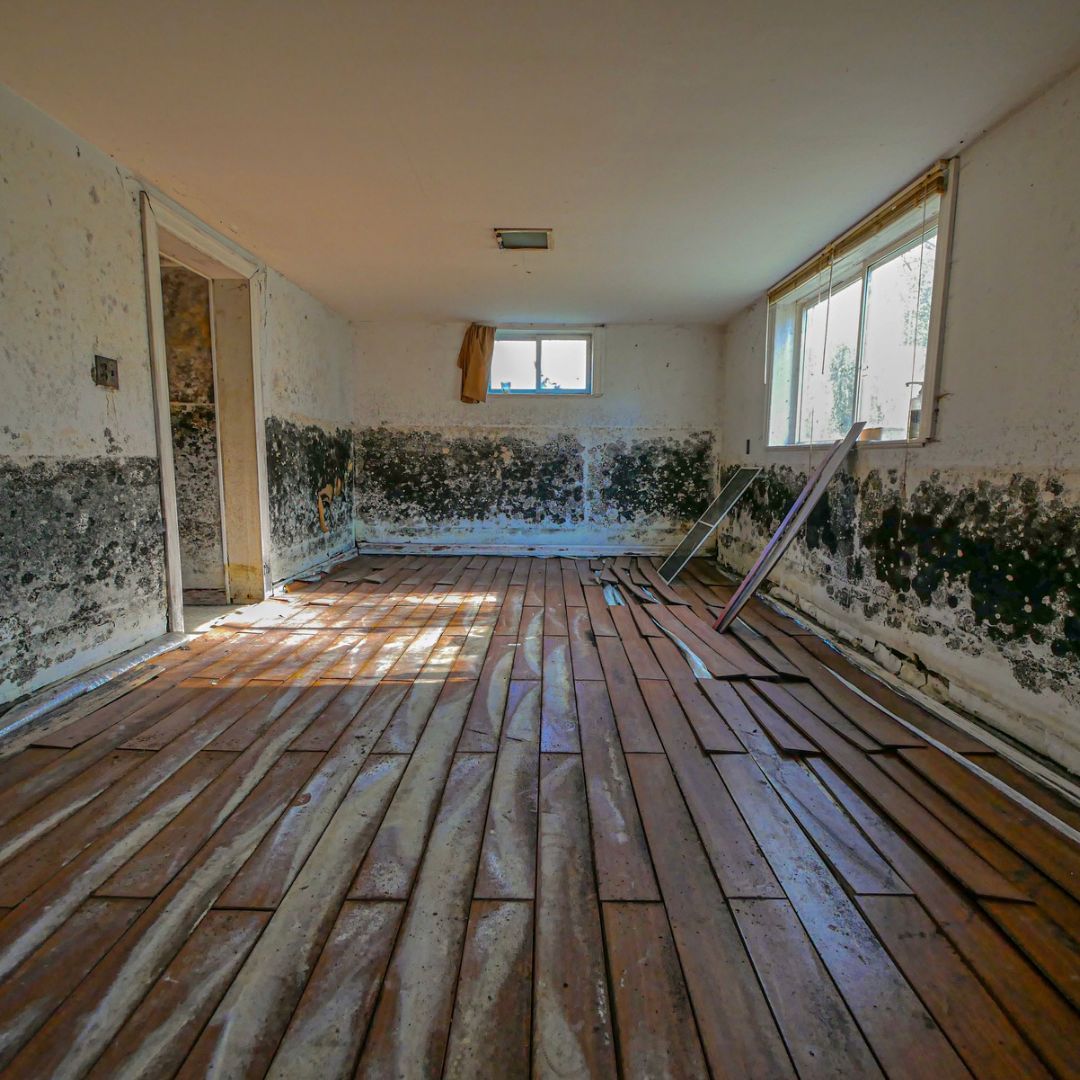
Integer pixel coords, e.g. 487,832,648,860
3,2,1079,324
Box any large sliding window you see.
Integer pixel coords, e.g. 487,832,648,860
767,162,954,447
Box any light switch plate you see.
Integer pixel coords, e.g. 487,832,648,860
93,354,119,390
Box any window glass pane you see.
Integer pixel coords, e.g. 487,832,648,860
540,338,588,390
489,339,537,391
858,232,937,441
795,277,862,443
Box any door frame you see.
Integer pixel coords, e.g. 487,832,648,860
140,191,272,632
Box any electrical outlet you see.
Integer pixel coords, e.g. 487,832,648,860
93,354,119,390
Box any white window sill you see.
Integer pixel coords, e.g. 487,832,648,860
765,437,928,452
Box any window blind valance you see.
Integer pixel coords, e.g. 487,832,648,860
767,161,950,304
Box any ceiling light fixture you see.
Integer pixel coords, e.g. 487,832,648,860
494,228,552,250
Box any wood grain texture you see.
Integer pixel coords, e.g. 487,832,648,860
534,753,617,1079
0,555,1074,1079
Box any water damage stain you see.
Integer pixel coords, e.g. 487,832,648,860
160,264,214,404
720,463,1078,697
590,432,714,524
354,428,584,526
265,415,354,569
0,456,165,692
169,404,224,588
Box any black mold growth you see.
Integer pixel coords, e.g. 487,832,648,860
354,428,584,526
591,433,715,524
266,415,354,567
720,462,1078,696
0,457,166,691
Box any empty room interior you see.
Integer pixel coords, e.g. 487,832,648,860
1,2,1079,1076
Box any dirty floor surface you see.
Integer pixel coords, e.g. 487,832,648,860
0,554,1077,1077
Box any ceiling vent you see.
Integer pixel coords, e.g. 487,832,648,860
494,228,552,250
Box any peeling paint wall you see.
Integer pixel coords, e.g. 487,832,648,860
718,68,1080,771
353,323,722,550
261,269,356,581
161,262,224,593
0,86,166,702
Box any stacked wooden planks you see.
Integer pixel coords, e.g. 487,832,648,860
0,553,1075,1077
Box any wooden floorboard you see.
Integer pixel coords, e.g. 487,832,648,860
0,553,1075,1077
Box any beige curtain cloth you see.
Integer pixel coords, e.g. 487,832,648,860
457,323,495,404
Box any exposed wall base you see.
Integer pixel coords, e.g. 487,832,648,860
0,631,187,754
356,541,673,557
745,580,1080,802
271,539,360,590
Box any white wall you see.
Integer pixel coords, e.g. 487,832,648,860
0,86,166,699
718,66,1080,771
261,268,356,582
0,85,357,702
353,322,722,551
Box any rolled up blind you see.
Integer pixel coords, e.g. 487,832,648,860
767,161,949,304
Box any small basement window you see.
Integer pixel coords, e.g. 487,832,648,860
766,162,955,446
489,329,595,395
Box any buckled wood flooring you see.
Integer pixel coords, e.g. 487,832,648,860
0,554,1077,1077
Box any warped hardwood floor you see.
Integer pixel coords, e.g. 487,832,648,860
0,554,1077,1078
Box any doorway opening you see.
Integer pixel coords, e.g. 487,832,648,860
142,194,272,634
160,257,227,609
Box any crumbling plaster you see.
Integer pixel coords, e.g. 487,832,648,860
352,322,723,550
717,66,1080,772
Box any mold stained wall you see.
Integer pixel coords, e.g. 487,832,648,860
0,85,359,703
352,322,723,552
261,268,356,583
0,86,166,701
717,66,1080,772
160,263,225,593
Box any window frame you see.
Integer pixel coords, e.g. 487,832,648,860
487,325,603,397
764,158,958,450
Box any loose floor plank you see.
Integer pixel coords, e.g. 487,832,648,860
86,910,269,1079
357,754,495,1078
475,681,540,899
0,553,1076,1078
729,682,817,754
583,585,618,636
899,746,1080,902
541,636,579,751
627,754,795,1077
715,753,970,1079
350,678,477,899
602,901,709,1079
812,758,1078,1078
609,606,666,679
444,900,534,1080
639,679,783,899
576,681,659,900
533,754,617,1079
667,678,744,753
266,900,404,1080
857,894,1054,1080
594,637,663,752
458,636,516,751
180,756,407,1078
731,898,884,1079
